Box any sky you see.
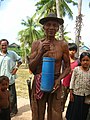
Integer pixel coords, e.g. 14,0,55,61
0,0,90,47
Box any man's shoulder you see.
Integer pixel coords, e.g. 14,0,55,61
57,40,68,47
7,50,16,54
7,50,19,57
58,39,68,44
33,38,44,43
56,39,67,43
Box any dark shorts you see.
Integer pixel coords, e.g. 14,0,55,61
0,107,11,120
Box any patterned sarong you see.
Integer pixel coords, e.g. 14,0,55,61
34,73,43,99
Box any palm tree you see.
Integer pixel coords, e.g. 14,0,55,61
35,0,77,19
18,17,43,46
75,0,82,57
34,0,77,40
18,17,44,64
56,0,63,39
18,0,77,46
18,0,78,51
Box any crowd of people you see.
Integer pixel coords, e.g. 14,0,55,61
61,42,80,111
0,13,90,120
28,13,90,120
66,52,90,120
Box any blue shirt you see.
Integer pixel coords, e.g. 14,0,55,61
0,50,22,85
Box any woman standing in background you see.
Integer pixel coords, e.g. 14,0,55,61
66,52,90,120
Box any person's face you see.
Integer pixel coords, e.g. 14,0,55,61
0,41,8,53
69,50,77,58
0,80,9,91
81,56,90,69
43,21,59,37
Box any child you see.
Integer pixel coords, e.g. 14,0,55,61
0,75,11,120
62,43,80,110
66,52,90,120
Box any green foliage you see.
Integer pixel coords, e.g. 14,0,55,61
18,17,44,46
17,0,78,56
34,0,77,19
8,47,22,56
18,16,45,58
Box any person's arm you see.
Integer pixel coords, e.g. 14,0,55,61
29,40,50,74
28,41,43,74
15,51,22,69
69,69,76,101
8,91,11,111
54,41,71,90
11,51,22,74
0,94,1,112
0,92,1,112
60,41,71,80
69,89,74,102
15,61,22,69
69,68,76,89
12,61,22,74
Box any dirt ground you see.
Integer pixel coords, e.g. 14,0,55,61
11,65,68,120
11,65,90,120
11,97,32,120
11,96,68,120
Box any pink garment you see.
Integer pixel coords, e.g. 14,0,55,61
62,60,78,87
34,73,43,99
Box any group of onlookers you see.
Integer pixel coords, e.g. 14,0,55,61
62,43,90,120
28,13,90,120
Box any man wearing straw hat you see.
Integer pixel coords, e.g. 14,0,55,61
29,13,71,120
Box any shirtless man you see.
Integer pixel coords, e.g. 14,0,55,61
29,13,71,120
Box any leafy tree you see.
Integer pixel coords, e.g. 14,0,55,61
18,0,78,60
75,0,90,57
18,17,44,48
34,0,77,19
34,0,77,40
18,17,44,63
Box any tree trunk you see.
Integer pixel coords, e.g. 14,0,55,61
56,0,64,40
56,0,60,18
24,40,27,68
75,0,82,57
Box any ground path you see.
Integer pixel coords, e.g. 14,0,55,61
12,65,90,120
11,97,32,120
11,96,68,120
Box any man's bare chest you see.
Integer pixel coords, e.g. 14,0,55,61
42,45,63,61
